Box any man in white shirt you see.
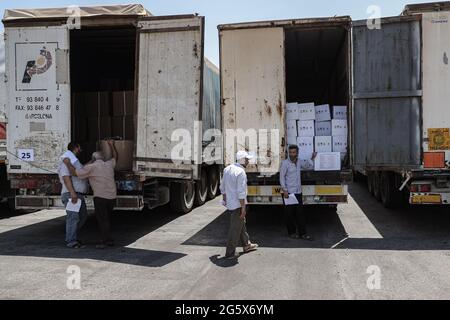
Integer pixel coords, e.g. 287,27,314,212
220,151,259,260
58,142,89,249
280,145,314,241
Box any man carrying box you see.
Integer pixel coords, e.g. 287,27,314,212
280,145,315,241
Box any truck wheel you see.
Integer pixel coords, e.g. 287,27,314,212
380,172,401,209
194,169,208,206
373,172,382,202
170,181,195,215
206,166,219,200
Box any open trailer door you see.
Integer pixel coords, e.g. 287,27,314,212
219,25,286,174
5,26,70,174
352,15,422,171
135,15,205,180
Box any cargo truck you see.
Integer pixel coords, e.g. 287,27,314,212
2,5,221,214
0,33,14,208
352,2,450,208
218,17,353,206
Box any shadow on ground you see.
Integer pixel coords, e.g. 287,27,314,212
184,181,450,251
0,205,186,268
184,205,349,249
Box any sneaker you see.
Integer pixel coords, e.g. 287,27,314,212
289,234,300,239
243,243,259,253
301,234,314,241
225,253,239,260
67,241,85,249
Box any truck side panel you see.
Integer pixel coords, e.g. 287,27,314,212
353,16,422,170
421,11,450,168
220,27,285,174
5,26,70,174
135,16,204,180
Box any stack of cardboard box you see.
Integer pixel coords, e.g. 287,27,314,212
72,90,135,164
285,102,348,171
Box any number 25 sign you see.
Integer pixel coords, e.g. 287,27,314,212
18,149,35,162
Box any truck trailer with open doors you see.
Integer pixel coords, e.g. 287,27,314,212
353,2,450,208
2,4,221,214
218,17,352,206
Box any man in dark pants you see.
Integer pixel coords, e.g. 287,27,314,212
220,151,259,260
280,145,314,241
65,140,118,248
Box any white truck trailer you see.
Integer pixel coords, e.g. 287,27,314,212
218,17,353,206
2,4,221,214
353,2,450,208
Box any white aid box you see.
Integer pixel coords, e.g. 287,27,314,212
315,120,332,136
286,103,299,120
315,104,331,122
298,103,316,121
286,119,297,137
297,136,314,160
332,119,348,136
332,135,348,153
314,136,332,153
314,152,341,171
297,120,315,137
300,159,314,171
332,105,347,120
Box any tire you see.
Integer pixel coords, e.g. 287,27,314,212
194,169,208,206
373,171,382,202
170,181,195,215
206,166,219,200
380,172,401,209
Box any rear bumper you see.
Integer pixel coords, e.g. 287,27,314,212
247,185,348,205
15,195,145,211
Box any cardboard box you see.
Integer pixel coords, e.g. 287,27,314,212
298,102,315,121
297,120,315,137
99,92,111,116
286,103,299,120
297,136,314,160
75,117,88,142
300,159,314,171
113,91,134,116
84,92,99,117
332,135,348,153
314,152,341,171
315,104,331,122
332,119,348,136
88,117,99,141
287,136,298,146
124,115,135,140
315,136,332,153
315,121,332,136
333,105,347,120
99,117,112,139
112,116,125,138
286,120,297,137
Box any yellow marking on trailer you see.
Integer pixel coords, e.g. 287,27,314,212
315,186,344,195
428,128,450,150
411,194,442,204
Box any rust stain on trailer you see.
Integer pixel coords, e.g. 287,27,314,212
264,100,272,116
276,93,283,116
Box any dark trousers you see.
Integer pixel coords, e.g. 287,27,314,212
283,194,307,236
93,197,115,244
226,208,251,257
